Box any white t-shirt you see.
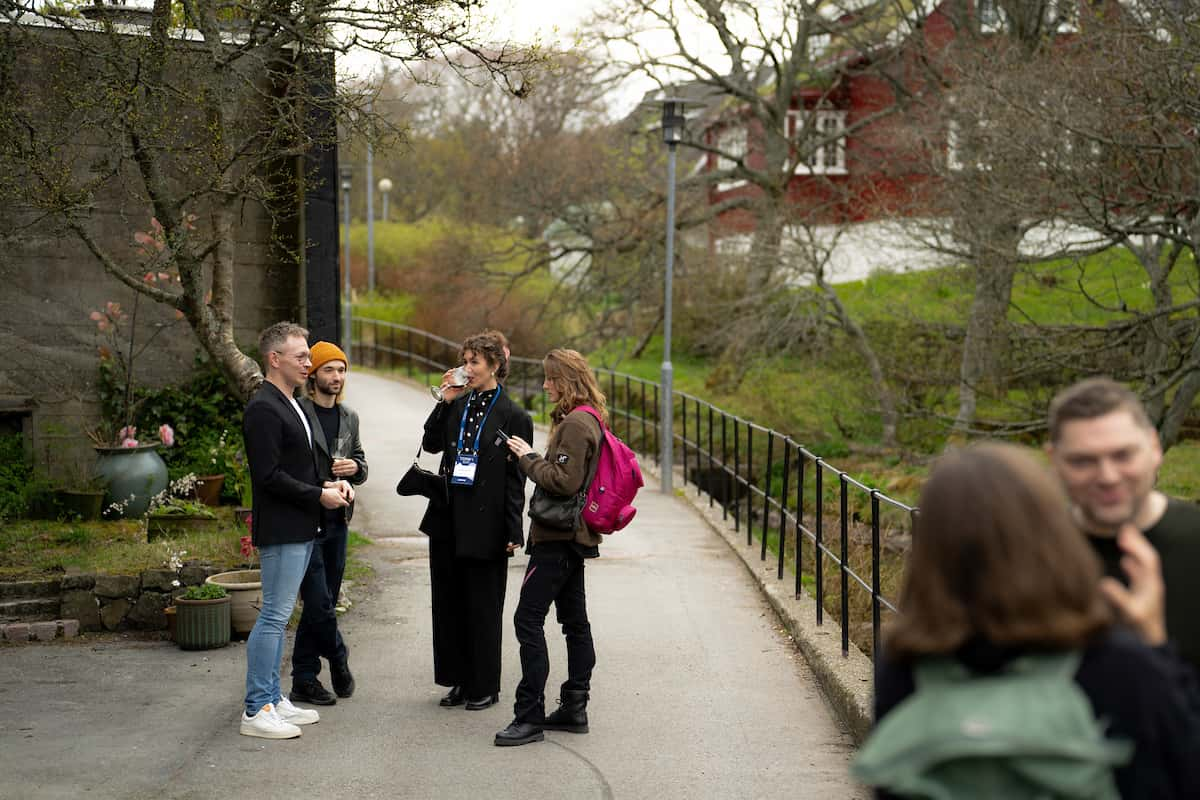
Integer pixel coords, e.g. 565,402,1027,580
287,395,313,448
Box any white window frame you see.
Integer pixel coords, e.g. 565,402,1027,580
1044,0,1079,33
715,125,748,191
946,113,993,172
787,109,848,176
977,0,1005,34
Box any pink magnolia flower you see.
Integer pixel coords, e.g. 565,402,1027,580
118,425,137,440
120,437,139,448
158,423,175,447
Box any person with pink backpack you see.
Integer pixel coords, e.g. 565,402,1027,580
495,349,619,747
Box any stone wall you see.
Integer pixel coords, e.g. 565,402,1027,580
0,563,228,635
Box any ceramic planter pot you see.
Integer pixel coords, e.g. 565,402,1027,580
206,569,262,638
174,595,231,650
94,445,168,518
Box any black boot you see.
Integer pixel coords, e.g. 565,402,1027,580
290,678,337,706
494,720,544,747
331,656,355,699
541,689,588,733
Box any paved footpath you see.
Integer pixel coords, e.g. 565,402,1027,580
0,371,864,800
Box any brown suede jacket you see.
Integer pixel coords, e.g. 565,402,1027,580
519,408,603,548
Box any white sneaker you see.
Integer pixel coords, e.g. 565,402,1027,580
276,695,321,726
240,703,302,739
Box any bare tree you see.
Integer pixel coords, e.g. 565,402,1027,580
0,0,538,401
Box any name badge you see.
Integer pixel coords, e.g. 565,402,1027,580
451,454,478,486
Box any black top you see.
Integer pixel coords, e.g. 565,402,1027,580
1087,498,1200,672
459,388,498,455
873,628,1200,799
312,403,340,453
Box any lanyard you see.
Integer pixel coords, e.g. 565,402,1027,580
456,386,502,455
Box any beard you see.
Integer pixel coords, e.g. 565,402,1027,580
313,375,342,399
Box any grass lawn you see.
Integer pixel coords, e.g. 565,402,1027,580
0,510,378,583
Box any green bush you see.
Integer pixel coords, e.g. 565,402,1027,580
128,358,248,501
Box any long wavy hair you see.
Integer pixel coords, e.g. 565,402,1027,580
543,349,607,430
885,442,1111,661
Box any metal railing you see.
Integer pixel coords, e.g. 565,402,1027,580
353,317,915,659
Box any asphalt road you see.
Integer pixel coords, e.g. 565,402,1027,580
0,370,863,800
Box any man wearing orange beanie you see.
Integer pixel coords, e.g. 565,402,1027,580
290,341,369,706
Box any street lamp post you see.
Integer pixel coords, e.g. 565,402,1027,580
378,177,393,224
659,98,688,495
340,166,353,351
365,101,375,294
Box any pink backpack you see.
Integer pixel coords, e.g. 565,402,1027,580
574,406,644,534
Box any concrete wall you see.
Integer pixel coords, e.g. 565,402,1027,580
0,23,339,481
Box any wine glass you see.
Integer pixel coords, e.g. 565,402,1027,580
430,366,469,401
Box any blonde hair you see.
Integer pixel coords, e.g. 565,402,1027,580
543,349,607,430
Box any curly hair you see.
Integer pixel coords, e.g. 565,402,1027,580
460,329,510,384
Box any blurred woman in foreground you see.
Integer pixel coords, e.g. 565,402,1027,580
857,443,1200,798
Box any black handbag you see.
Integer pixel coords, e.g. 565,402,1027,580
528,485,586,531
395,443,448,507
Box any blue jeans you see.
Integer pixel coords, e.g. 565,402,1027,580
245,540,313,716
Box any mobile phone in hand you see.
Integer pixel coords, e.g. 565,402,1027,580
494,430,511,446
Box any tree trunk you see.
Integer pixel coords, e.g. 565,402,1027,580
1157,333,1200,452
954,255,1019,433
820,280,898,448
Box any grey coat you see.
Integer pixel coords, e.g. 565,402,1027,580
299,397,369,523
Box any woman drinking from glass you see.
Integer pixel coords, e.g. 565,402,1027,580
420,329,533,711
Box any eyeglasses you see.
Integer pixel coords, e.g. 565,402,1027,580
273,350,310,364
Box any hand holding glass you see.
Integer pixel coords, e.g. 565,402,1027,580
431,366,469,401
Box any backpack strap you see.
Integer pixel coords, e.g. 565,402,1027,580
573,405,605,430
569,406,604,492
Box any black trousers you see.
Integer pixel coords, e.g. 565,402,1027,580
292,520,349,681
512,541,595,723
429,532,508,698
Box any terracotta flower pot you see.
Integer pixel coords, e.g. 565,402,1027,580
206,569,262,638
193,474,225,506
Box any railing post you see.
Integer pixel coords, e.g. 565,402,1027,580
732,420,740,531
707,405,715,508
778,442,790,580
720,412,728,520
871,491,882,661
761,431,773,561
795,446,805,597
815,460,824,624
406,328,412,377
745,424,754,547
640,381,647,454
681,397,688,492
840,473,850,657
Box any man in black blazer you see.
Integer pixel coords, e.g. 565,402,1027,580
240,322,352,740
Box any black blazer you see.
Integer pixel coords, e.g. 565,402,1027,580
299,397,368,523
243,381,323,547
419,388,533,560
